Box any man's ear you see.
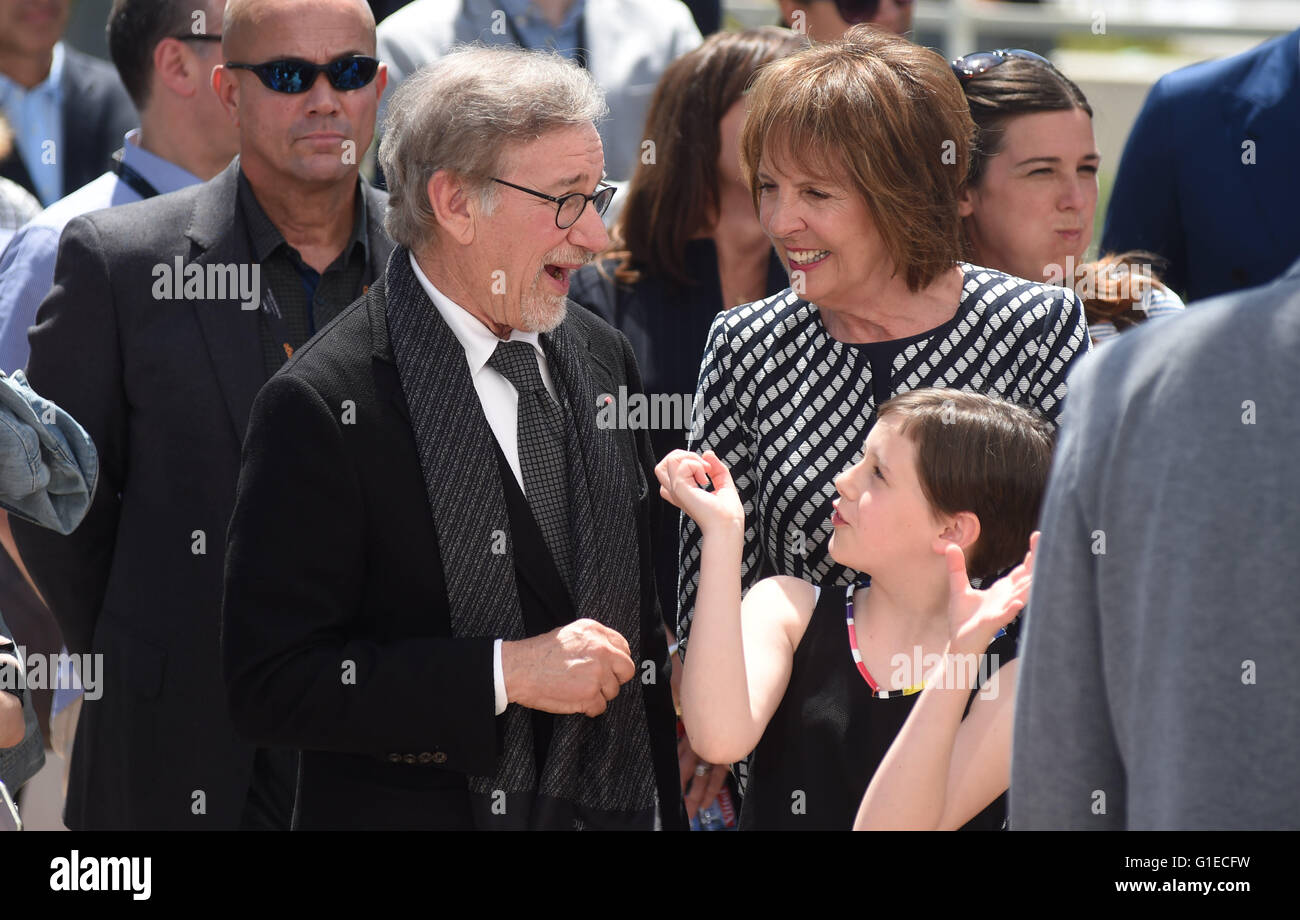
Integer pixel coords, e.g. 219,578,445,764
934,510,980,556
957,184,976,219
211,64,240,126
152,38,197,100
427,170,477,246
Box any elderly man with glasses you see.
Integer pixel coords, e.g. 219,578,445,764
220,43,684,831
10,0,393,830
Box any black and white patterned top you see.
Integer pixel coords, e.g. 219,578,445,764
676,264,1090,653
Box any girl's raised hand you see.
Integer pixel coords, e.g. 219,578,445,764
944,531,1038,654
654,449,744,535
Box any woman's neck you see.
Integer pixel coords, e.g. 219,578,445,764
820,263,965,344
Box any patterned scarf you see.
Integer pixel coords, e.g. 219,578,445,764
383,248,657,829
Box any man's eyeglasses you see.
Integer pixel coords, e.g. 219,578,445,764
491,178,616,230
173,34,221,43
224,55,381,94
950,48,1054,82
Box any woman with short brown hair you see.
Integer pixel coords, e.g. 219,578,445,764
675,26,1090,802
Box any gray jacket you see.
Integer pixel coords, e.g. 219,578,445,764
1012,256,1300,830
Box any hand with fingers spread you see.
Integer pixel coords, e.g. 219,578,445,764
654,449,744,537
944,531,1038,657
500,618,637,717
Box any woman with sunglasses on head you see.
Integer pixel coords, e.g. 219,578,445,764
673,26,1089,802
568,28,805,823
954,49,1185,345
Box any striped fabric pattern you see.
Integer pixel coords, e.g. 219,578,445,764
676,264,1090,654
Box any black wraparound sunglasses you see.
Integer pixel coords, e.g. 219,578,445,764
950,48,1054,81
224,55,380,94
173,33,221,43
491,177,616,230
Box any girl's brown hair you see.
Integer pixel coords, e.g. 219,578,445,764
877,388,1055,581
607,27,808,286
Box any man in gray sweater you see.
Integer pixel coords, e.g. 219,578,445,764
1011,257,1300,830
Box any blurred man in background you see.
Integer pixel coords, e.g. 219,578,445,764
1102,27,1300,302
776,0,914,40
375,0,701,182
0,0,136,205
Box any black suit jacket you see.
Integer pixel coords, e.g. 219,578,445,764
0,47,137,201
10,160,392,829
221,264,686,830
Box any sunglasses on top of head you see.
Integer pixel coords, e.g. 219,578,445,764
949,48,1054,82
223,54,380,94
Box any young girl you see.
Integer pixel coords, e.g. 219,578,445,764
656,388,1052,830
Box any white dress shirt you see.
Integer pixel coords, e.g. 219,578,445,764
409,251,559,716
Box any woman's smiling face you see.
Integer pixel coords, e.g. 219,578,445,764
757,149,893,311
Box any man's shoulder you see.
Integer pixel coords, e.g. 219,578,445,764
24,172,121,234
1150,29,1299,105
1075,263,1300,411
276,289,380,396
563,296,625,352
66,182,208,250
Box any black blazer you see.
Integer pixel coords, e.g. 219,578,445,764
0,47,137,201
10,160,392,829
221,266,685,830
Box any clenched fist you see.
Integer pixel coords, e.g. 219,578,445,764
501,618,637,717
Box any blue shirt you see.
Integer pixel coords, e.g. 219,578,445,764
0,129,203,373
499,0,586,59
0,43,66,206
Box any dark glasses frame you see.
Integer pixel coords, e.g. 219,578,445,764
173,34,221,43
950,48,1054,82
491,177,616,230
224,55,381,94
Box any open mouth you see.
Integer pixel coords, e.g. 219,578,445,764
788,248,830,267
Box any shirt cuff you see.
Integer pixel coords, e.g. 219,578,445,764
493,639,507,716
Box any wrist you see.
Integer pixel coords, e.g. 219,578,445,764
499,638,531,705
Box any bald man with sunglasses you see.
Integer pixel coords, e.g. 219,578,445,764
10,0,394,830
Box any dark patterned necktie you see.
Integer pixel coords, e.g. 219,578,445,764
488,339,573,589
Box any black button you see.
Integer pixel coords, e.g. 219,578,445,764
432,751,447,765
417,752,434,764
387,753,401,763
402,754,417,765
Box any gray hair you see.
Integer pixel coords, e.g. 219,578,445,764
378,44,608,250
